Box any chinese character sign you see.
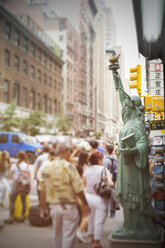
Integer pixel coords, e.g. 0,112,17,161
149,60,164,97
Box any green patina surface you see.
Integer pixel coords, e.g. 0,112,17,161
109,65,161,241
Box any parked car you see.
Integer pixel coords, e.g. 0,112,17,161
0,132,42,163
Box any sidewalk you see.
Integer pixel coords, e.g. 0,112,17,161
0,203,123,248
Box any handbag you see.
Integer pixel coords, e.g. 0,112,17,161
93,168,111,199
14,163,31,196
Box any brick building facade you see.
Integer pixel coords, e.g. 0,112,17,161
0,3,63,120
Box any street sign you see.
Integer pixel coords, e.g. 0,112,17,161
150,80,164,88
150,88,164,97
150,71,163,80
150,63,163,72
155,64,161,71
150,120,165,130
149,60,164,97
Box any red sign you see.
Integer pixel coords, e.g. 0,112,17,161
155,64,161,71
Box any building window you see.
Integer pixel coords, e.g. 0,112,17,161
44,73,47,85
14,55,19,72
49,77,52,88
54,80,56,90
15,30,20,46
22,87,27,108
29,90,35,110
44,54,47,66
37,70,41,84
31,43,35,57
13,83,20,105
59,22,64,31
53,99,56,115
59,66,61,75
4,49,10,67
59,35,63,41
54,62,56,72
57,102,61,114
57,65,61,75
5,22,11,39
49,58,52,70
60,49,63,57
4,80,9,103
48,98,52,114
38,49,41,61
43,95,47,113
37,93,41,110
23,61,28,76
31,66,35,80
23,37,28,52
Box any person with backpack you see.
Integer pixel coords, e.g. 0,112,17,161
103,144,119,217
104,144,117,184
5,151,30,224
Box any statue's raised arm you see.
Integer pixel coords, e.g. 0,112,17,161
109,53,131,108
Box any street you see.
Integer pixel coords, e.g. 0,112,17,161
0,205,124,248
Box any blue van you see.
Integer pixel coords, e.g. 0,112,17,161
0,132,42,163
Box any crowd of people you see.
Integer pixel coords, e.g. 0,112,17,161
0,138,119,248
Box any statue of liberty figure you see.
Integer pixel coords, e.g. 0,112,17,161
109,55,161,241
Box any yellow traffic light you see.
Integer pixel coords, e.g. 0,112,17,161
144,94,152,111
137,65,141,95
130,64,142,95
160,112,164,120
152,98,164,112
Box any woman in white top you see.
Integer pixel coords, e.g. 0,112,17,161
5,151,30,224
0,151,11,207
83,151,114,248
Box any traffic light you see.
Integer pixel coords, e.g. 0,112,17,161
130,64,142,95
144,94,152,111
160,112,164,120
152,98,164,112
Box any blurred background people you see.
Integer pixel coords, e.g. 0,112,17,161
5,151,30,224
89,140,99,153
104,144,118,217
98,141,107,156
83,151,114,248
34,145,50,204
0,151,11,207
37,150,56,183
76,150,90,243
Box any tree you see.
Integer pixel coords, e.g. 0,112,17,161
93,130,103,140
21,110,46,136
56,115,73,134
0,103,20,131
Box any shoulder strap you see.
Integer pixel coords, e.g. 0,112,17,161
16,162,21,170
108,156,114,163
101,168,107,181
106,156,113,172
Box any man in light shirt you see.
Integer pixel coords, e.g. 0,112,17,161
39,143,90,248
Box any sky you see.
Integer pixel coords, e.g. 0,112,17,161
106,0,146,83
